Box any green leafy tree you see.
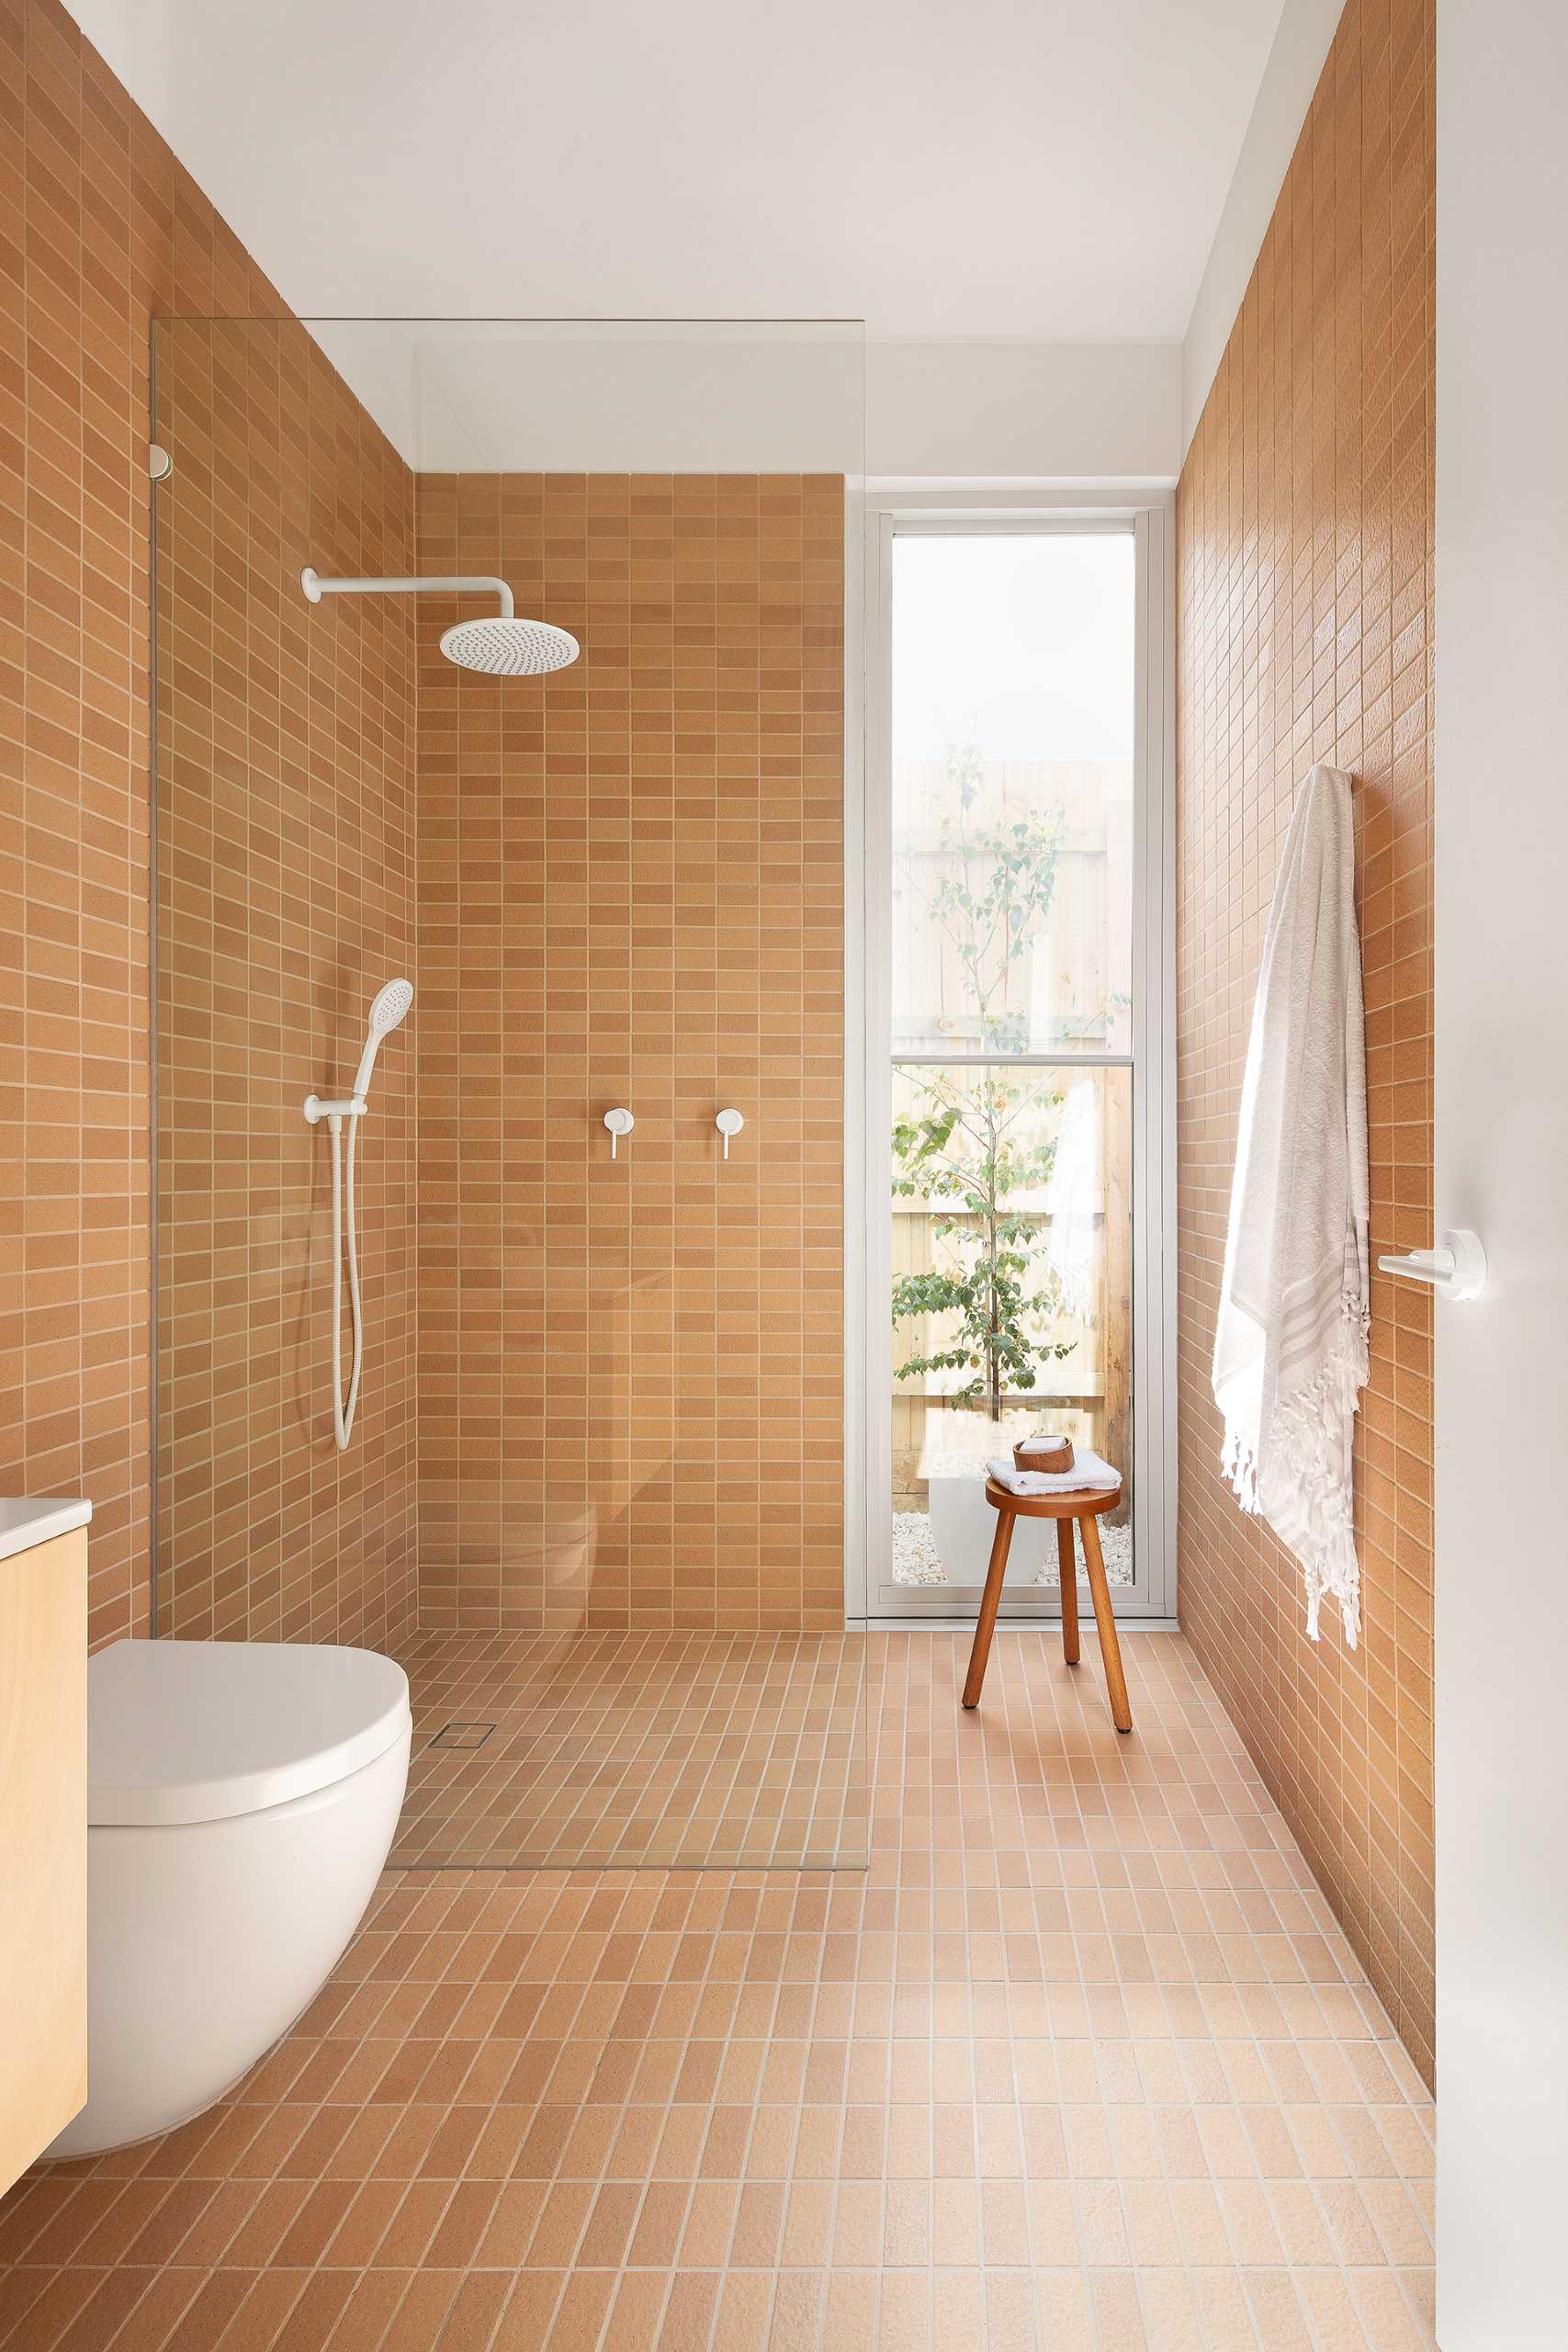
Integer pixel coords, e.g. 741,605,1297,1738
892,743,1075,1420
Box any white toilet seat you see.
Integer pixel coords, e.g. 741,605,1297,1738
87,1639,411,1825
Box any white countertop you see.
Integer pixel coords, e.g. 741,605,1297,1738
0,1498,92,1565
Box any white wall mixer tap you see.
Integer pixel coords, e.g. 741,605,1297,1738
715,1109,745,1159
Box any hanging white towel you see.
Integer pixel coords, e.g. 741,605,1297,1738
1212,764,1371,1646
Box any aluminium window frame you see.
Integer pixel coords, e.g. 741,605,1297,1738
845,486,1177,1627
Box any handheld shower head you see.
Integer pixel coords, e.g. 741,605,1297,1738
351,978,413,1101
305,977,414,1453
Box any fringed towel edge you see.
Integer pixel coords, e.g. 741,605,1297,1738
1218,1296,1370,1649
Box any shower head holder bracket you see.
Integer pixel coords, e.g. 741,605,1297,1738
304,1093,367,1125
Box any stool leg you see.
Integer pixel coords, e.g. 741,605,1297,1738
1056,1519,1080,1665
962,1510,1014,1709
1079,1512,1133,1733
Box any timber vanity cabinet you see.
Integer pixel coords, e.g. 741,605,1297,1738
0,1498,90,2192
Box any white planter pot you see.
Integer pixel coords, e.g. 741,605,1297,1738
927,1473,1057,1588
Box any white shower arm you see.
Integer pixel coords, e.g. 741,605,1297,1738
300,568,514,618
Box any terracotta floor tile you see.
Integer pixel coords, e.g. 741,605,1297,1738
710,2270,771,2352
432,2271,510,2349
318,2180,409,2270
2,2192,115,2277
378,2269,466,2352
490,2272,565,2350
391,1631,870,1871
1,1634,1438,2349
268,2273,358,2352
208,2269,310,2352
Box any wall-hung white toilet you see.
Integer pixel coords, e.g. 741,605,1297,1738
50,1640,411,2158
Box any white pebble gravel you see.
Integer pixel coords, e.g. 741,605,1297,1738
891,1510,1134,1589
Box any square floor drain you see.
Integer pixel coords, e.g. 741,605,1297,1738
428,1719,495,1750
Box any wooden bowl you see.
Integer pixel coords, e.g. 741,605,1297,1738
1013,1433,1074,1476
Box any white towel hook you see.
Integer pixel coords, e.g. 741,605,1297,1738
604,1107,634,1159
1377,1227,1486,1301
715,1108,744,1160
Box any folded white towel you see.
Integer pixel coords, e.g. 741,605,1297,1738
986,1451,1122,1497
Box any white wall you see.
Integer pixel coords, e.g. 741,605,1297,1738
1180,0,1345,451
865,344,1179,484
1435,4,1568,2346
305,322,1182,482
306,322,870,474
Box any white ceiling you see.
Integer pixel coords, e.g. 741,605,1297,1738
67,0,1287,345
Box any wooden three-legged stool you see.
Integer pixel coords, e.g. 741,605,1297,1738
962,1479,1133,1733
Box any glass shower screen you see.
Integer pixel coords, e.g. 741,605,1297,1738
151,316,868,1868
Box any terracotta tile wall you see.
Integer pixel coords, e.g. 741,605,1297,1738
152,322,418,1645
1175,0,1436,2083
2,0,418,1649
3,0,421,1656
414,475,844,1634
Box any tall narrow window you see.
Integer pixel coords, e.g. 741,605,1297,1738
883,527,1141,1606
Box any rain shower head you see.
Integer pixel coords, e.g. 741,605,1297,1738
351,978,413,1101
440,614,579,675
301,568,579,676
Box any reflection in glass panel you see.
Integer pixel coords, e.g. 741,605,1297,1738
891,532,1134,1055
889,1064,1132,1592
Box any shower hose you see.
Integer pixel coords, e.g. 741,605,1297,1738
327,1109,364,1451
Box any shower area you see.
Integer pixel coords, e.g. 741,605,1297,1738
151,317,868,1870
